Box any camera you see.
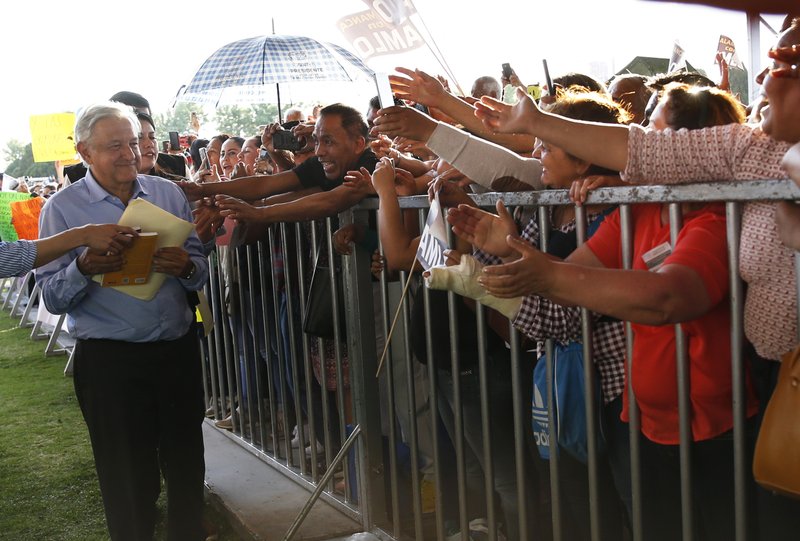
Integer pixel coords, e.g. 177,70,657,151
272,130,302,152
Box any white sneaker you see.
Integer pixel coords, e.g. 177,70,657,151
290,424,310,448
304,439,325,457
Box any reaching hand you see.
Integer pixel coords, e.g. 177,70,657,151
333,223,366,256
79,224,137,254
231,161,249,179
371,105,437,143
474,90,542,135
390,67,448,107
177,180,205,201
394,168,417,197
715,52,731,92
479,236,555,298
192,204,223,244
428,175,473,208
216,195,267,223
446,200,518,258
370,250,385,279
343,166,377,198
369,134,397,159
569,175,625,206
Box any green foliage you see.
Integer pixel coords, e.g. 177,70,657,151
213,103,277,137
2,140,56,178
153,102,208,141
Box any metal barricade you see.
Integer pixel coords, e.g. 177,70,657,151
199,179,799,541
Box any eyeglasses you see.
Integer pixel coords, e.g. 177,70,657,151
768,45,799,79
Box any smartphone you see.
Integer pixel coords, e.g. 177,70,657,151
542,59,553,96
168,131,180,151
258,148,269,160
272,130,302,151
375,72,395,110
198,146,208,169
502,63,513,79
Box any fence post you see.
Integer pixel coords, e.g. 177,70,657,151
340,207,387,531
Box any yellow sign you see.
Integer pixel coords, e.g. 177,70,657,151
29,113,77,163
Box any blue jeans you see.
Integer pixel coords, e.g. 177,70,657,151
436,345,536,540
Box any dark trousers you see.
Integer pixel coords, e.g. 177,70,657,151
73,328,206,541
437,346,537,541
638,427,755,541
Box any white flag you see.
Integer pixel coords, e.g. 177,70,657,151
668,41,686,72
415,192,449,271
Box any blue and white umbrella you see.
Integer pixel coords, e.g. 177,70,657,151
175,34,375,112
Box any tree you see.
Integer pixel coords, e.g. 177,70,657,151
153,102,208,141
3,140,56,178
213,104,280,137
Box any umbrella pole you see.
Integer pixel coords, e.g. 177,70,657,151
277,83,283,124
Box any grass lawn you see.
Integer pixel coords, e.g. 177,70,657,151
0,308,240,540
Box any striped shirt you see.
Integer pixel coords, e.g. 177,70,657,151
0,240,37,278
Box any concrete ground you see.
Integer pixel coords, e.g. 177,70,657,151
203,420,364,541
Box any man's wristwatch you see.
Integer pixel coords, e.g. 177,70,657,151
181,262,196,280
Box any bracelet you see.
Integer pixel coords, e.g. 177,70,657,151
181,262,196,280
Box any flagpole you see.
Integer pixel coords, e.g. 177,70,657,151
407,2,464,95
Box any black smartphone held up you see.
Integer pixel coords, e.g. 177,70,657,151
168,131,180,151
198,146,208,169
502,63,513,79
272,130,302,151
542,59,553,96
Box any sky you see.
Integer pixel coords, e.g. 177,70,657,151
0,0,785,170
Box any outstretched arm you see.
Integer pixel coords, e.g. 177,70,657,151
374,107,543,190
178,168,303,202
390,67,535,152
480,236,713,325
34,224,137,268
475,89,631,172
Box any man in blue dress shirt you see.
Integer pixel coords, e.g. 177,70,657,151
36,102,209,541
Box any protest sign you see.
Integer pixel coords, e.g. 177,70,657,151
0,192,33,242
10,196,44,240
29,113,77,163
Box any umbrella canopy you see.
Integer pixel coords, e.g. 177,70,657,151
176,34,375,107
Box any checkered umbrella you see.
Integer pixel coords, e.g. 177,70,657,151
176,34,374,108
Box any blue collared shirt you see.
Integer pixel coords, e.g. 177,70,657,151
0,239,37,278
35,171,208,342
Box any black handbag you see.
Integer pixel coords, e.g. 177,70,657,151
303,244,347,339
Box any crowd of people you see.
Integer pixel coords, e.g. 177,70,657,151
0,9,798,541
